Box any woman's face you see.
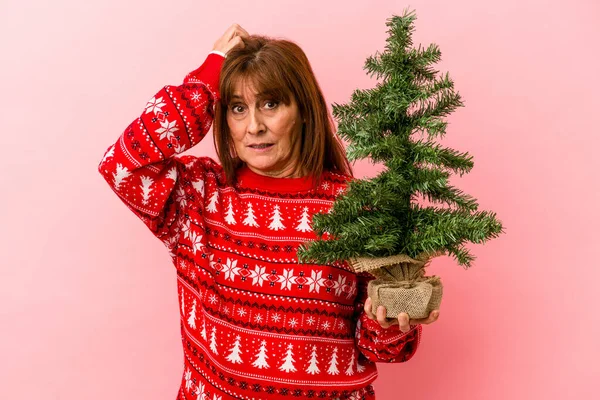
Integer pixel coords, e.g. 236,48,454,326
226,79,303,178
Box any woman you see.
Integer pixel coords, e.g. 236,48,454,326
99,24,439,400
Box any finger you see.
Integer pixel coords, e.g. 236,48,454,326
397,312,411,333
364,297,376,320
410,310,440,325
376,306,393,328
222,24,238,40
236,25,250,38
226,35,244,52
229,24,249,41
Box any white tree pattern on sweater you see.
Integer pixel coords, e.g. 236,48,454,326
191,178,204,196
226,335,243,364
209,326,218,354
200,317,207,341
243,202,259,227
268,204,285,230
295,207,312,232
206,191,218,213
187,299,197,329
252,340,270,369
306,345,320,375
140,176,153,206
224,197,236,225
113,163,130,191
327,347,340,375
346,351,356,375
279,344,297,372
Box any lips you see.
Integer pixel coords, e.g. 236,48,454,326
248,143,274,149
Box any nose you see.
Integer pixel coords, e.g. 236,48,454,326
247,107,265,135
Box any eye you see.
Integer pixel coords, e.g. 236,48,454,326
263,100,279,110
230,104,246,114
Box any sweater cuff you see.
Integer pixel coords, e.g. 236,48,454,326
209,50,227,58
184,53,225,94
360,311,419,338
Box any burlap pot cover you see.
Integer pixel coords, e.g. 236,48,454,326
351,253,444,319
367,276,443,319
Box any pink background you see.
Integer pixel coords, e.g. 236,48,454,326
1,0,598,398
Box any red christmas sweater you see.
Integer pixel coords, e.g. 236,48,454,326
98,52,422,400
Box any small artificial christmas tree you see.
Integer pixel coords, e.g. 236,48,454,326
298,9,504,319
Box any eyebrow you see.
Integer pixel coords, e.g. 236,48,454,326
231,93,269,99
231,91,281,100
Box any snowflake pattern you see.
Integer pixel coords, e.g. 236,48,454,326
155,119,179,141
278,269,297,291
188,259,354,300
250,265,269,287
307,270,326,293
191,91,202,102
145,96,166,114
222,258,239,281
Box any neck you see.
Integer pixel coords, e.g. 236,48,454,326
247,164,306,179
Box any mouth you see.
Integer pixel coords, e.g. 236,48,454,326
248,143,274,150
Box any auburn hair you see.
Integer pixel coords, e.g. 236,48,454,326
213,35,352,186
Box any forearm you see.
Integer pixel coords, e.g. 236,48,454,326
356,311,421,363
353,271,422,363
97,52,224,241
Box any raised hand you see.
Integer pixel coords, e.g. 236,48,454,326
213,23,250,55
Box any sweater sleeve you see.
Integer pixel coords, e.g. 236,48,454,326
97,53,225,251
354,272,422,363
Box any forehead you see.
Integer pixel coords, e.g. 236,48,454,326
225,73,292,105
231,78,260,100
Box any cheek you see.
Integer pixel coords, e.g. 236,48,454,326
273,116,298,144
227,120,244,142
225,124,245,155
